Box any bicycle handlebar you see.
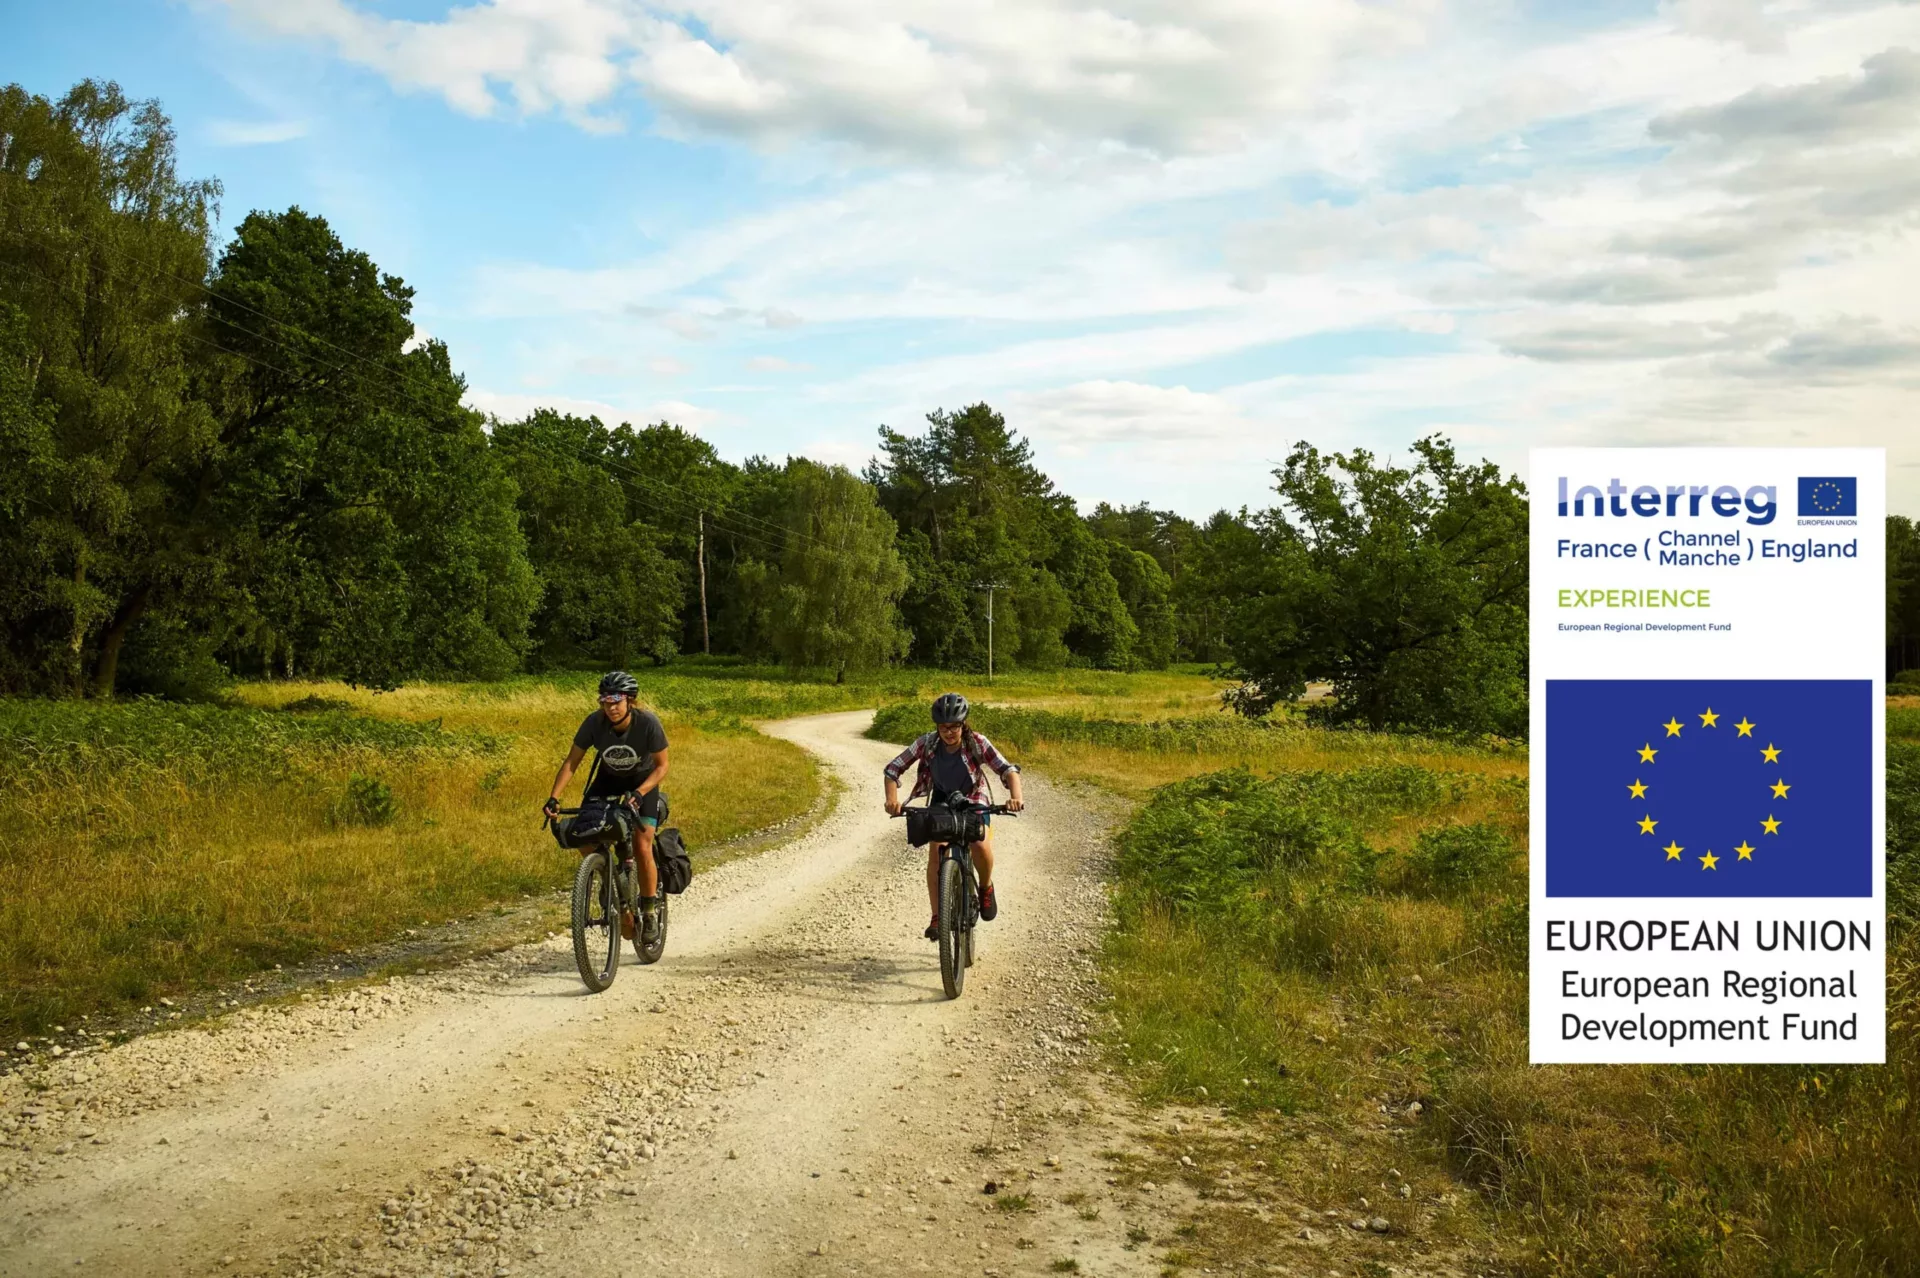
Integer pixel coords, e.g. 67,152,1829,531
887,803,1019,818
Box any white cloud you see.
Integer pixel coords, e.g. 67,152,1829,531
745,355,808,372
648,355,692,375
217,0,1426,157
206,117,309,145
464,387,724,430
235,0,1920,513
1013,381,1247,452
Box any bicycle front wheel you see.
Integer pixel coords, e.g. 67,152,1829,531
572,851,621,992
938,856,965,999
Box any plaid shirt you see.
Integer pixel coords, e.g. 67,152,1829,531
883,729,1019,804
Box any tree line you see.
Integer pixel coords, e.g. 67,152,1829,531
0,79,1536,737
23,79,1909,737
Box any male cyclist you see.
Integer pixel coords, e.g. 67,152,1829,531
883,693,1025,940
544,672,671,946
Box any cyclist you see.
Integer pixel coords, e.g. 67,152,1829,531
882,692,1025,940
544,672,670,946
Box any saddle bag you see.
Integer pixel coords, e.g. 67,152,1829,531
654,827,693,895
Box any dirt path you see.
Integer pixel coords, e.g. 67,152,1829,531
0,710,1176,1278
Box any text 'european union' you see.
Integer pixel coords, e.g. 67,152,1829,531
1546,679,1871,898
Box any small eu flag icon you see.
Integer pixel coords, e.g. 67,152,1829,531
1797,476,1857,516
1546,679,1872,898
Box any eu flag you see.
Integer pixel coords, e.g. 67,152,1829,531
1546,679,1871,897
1797,476,1857,516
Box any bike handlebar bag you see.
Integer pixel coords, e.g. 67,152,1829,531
904,807,982,848
551,798,621,849
654,827,693,894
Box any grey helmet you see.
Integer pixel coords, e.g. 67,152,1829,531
598,670,639,699
931,692,969,724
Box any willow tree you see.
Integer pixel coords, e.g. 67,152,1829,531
771,461,908,682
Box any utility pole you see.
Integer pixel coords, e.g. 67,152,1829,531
697,511,710,655
973,581,1007,684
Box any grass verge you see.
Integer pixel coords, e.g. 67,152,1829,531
0,676,822,1041
973,699,1918,1277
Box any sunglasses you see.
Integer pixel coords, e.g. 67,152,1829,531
598,695,628,705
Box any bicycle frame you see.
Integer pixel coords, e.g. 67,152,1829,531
895,796,1014,998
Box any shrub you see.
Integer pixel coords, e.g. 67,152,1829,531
330,773,397,826
1400,821,1515,896
1116,768,1361,912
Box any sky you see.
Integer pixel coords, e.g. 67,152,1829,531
10,0,1920,517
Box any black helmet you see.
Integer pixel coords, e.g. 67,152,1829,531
598,670,639,699
931,692,969,724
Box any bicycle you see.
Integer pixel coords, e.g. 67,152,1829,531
545,802,667,991
894,795,1015,999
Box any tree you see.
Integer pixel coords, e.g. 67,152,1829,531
1891,515,1920,676
0,80,222,695
770,461,908,682
869,402,1147,670
206,207,537,684
1049,516,1137,668
1107,542,1176,669
1226,436,1528,736
492,410,685,669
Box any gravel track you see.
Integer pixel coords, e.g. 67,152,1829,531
0,710,1159,1278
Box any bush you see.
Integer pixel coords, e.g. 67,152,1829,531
1400,821,1515,896
330,773,398,826
1117,768,1361,911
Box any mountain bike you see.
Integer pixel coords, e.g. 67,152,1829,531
546,803,667,991
895,796,1015,1000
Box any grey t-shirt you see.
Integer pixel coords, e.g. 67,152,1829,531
574,709,668,797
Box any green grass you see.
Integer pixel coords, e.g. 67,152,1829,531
0,671,837,1040
1033,702,1920,1278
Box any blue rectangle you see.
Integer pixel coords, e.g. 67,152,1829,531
1546,679,1872,897
1797,476,1857,516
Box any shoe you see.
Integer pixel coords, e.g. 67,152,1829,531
924,915,939,941
979,882,997,922
619,910,636,940
639,897,662,946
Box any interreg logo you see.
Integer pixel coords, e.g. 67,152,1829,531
1555,478,1777,526
1797,476,1857,517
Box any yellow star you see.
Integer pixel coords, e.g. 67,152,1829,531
1761,814,1781,835
1699,850,1720,870
1699,708,1719,727
1735,841,1755,861
1627,779,1648,799
1771,779,1791,799
1735,718,1755,737
1638,815,1658,835
1638,743,1658,763
1664,841,1684,861
1663,717,1684,737
1761,743,1781,763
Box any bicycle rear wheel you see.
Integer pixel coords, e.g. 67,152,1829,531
572,850,621,992
938,855,965,999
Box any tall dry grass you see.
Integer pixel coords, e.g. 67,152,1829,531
0,679,819,1038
